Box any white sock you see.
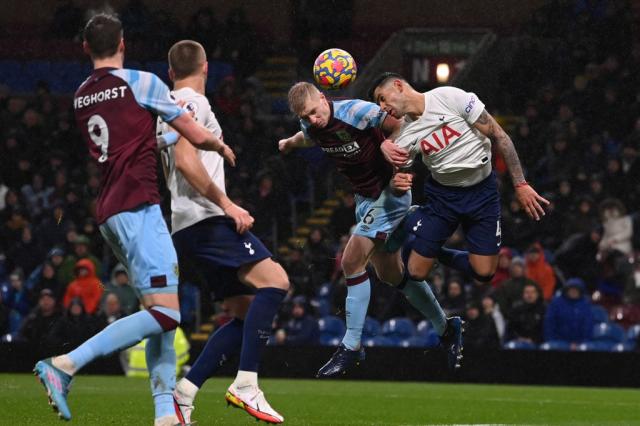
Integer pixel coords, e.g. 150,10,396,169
175,378,198,402
233,370,258,388
52,355,77,376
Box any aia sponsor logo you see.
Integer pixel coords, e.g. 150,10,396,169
419,124,461,155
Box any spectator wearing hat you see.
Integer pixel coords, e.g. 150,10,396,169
274,296,319,346
495,257,541,318
506,283,546,344
49,297,101,353
525,242,557,301
57,234,101,286
543,278,593,349
62,258,103,315
491,247,513,289
463,301,500,351
102,264,137,315
18,288,61,352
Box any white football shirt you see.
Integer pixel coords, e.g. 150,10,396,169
158,87,226,233
395,86,492,187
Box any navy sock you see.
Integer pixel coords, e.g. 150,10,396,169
186,318,244,388
437,247,473,276
238,288,287,372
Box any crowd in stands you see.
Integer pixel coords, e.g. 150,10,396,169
1,1,640,356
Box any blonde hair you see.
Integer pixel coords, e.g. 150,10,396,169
288,82,320,115
168,40,206,80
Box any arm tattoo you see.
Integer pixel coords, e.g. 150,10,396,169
476,110,490,125
480,111,526,185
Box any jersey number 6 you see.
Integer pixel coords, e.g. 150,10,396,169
363,208,376,225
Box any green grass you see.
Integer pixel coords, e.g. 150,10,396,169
1,374,639,425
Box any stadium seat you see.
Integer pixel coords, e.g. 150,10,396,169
381,317,416,344
318,316,346,346
577,341,615,352
363,336,396,347
405,330,440,348
503,340,538,350
610,342,636,352
592,322,626,343
415,319,431,338
627,324,640,342
590,305,609,324
539,340,571,351
311,298,331,317
363,316,381,339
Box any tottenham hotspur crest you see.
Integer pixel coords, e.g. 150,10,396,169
244,242,255,255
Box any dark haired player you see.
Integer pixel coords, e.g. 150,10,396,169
33,14,233,425
280,82,462,377
370,72,548,314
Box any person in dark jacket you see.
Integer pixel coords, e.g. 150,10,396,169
463,301,500,350
543,278,594,349
274,296,319,346
506,283,546,344
18,289,61,355
49,297,101,354
495,257,541,318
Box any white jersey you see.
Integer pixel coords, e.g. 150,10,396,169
158,87,225,234
396,86,492,187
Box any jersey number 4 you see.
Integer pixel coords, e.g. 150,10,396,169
88,114,109,163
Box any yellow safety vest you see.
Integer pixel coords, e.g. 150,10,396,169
125,327,190,377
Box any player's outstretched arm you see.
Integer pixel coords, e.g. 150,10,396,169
473,109,549,221
170,113,236,166
278,131,314,154
174,137,254,233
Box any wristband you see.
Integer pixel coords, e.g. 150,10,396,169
515,181,529,188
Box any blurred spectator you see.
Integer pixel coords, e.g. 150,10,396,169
2,270,31,322
543,278,593,349
492,247,513,289
441,278,466,318
284,247,312,298
304,228,333,287
102,264,137,315
274,296,319,346
330,234,349,285
463,301,500,350
26,261,61,305
555,226,602,290
506,283,546,344
495,256,540,318
329,192,356,239
482,295,505,342
63,259,103,315
525,243,557,301
98,293,126,326
50,0,83,38
8,226,42,277
58,235,102,286
49,298,101,353
185,7,221,60
18,289,60,349
598,198,633,257
0,290,9,336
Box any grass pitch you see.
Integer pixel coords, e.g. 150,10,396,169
1,374,638,425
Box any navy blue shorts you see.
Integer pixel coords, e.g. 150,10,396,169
172,216,272,301
405,172,501,257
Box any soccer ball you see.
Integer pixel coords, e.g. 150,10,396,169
313,48,357,90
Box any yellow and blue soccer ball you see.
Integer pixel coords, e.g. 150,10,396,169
313,48,357,90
